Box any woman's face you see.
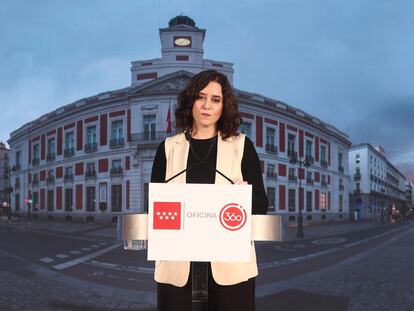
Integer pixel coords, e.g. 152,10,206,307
192,81,223,133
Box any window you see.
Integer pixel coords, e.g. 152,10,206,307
111,120,123,140
65,132,74,150
65,166,73,176
306,191,312,212
33,144,40,160
288,189,296,212
85,126,98,152
15,151,21,169
111,185,122,212
86,126,97,144
47,169,54,183
305,140,312,157
267,164,276,178
86,186,96,211
356,154,360,164
320,145,326,162
65,188,73,211
321,192,326,211
267,187,275,211
86,163,96,177
356,182,360,190
47,138,55,157
338,152,343,167
339,194,343,212
143,114,156,140
287,134,296,156
288,167,296,181
240,122,251,139
47,190,54,211
266,128,276,153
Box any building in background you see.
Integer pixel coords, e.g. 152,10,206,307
7,16,351,224
348,143,408,221
0,142,10,207
406,181,413,218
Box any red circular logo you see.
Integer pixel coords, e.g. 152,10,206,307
219,203,247,231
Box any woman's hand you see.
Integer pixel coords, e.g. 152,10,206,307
233,177,248,185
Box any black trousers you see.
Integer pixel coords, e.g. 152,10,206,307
157,263,255,311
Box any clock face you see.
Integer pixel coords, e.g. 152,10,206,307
174,37,191,47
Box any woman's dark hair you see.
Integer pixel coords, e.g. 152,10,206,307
175,70,241,139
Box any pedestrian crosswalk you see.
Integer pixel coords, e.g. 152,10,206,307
38,242,108,265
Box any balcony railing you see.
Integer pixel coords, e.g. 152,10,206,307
64,174,74,183
288,150,297,159
265,144,278,154
84,142,98,153
64,148,75,158
288,175,297,182
338,165,344,173
266,171,278,180
85,170,96,178
46,153,56,162
110,167,123,176
32,158,40,166
110,138,125,149
306,178,314,185
132,131,179,146
320,160,328,168
46,176,55,184
354,173,361,181
305,155,314,165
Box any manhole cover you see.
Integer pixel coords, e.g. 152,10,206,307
311,237,346,245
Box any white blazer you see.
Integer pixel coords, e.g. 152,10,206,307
154,132,258,286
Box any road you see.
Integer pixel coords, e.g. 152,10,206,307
0,220,413,310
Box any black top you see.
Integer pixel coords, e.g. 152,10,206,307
151,135,268,215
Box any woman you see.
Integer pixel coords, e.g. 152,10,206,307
151,70,268,311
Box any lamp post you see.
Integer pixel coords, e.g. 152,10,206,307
290,154,310,238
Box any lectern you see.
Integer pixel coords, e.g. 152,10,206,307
122,183,283,311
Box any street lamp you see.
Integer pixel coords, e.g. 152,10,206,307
290,154,311,238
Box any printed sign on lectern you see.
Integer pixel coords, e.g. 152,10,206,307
148,183,252,262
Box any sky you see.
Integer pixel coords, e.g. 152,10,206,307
1,0,414,181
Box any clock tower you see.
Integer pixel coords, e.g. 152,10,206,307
131,15,234,86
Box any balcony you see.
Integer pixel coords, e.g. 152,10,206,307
320,160,328,168
110,138,125,149
339,184,344,191
46,153,56,162
288,150,298,159
84,142,98,153
305,155,314,165
32,158,40,166
266,171,278,180
110,167,123,176
321,181,328,188
306,178,314,185
64,174,74,183
46,176,55,184
132,131,177,147
265,144,278,155
288,175,297,182
354,173,361,181
85,170,96,179
338,166,344,173
64,148,75,158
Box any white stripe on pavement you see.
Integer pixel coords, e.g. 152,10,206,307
40,257,54,263
52,243,121,270
69,251,81,255
56,254,69,259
